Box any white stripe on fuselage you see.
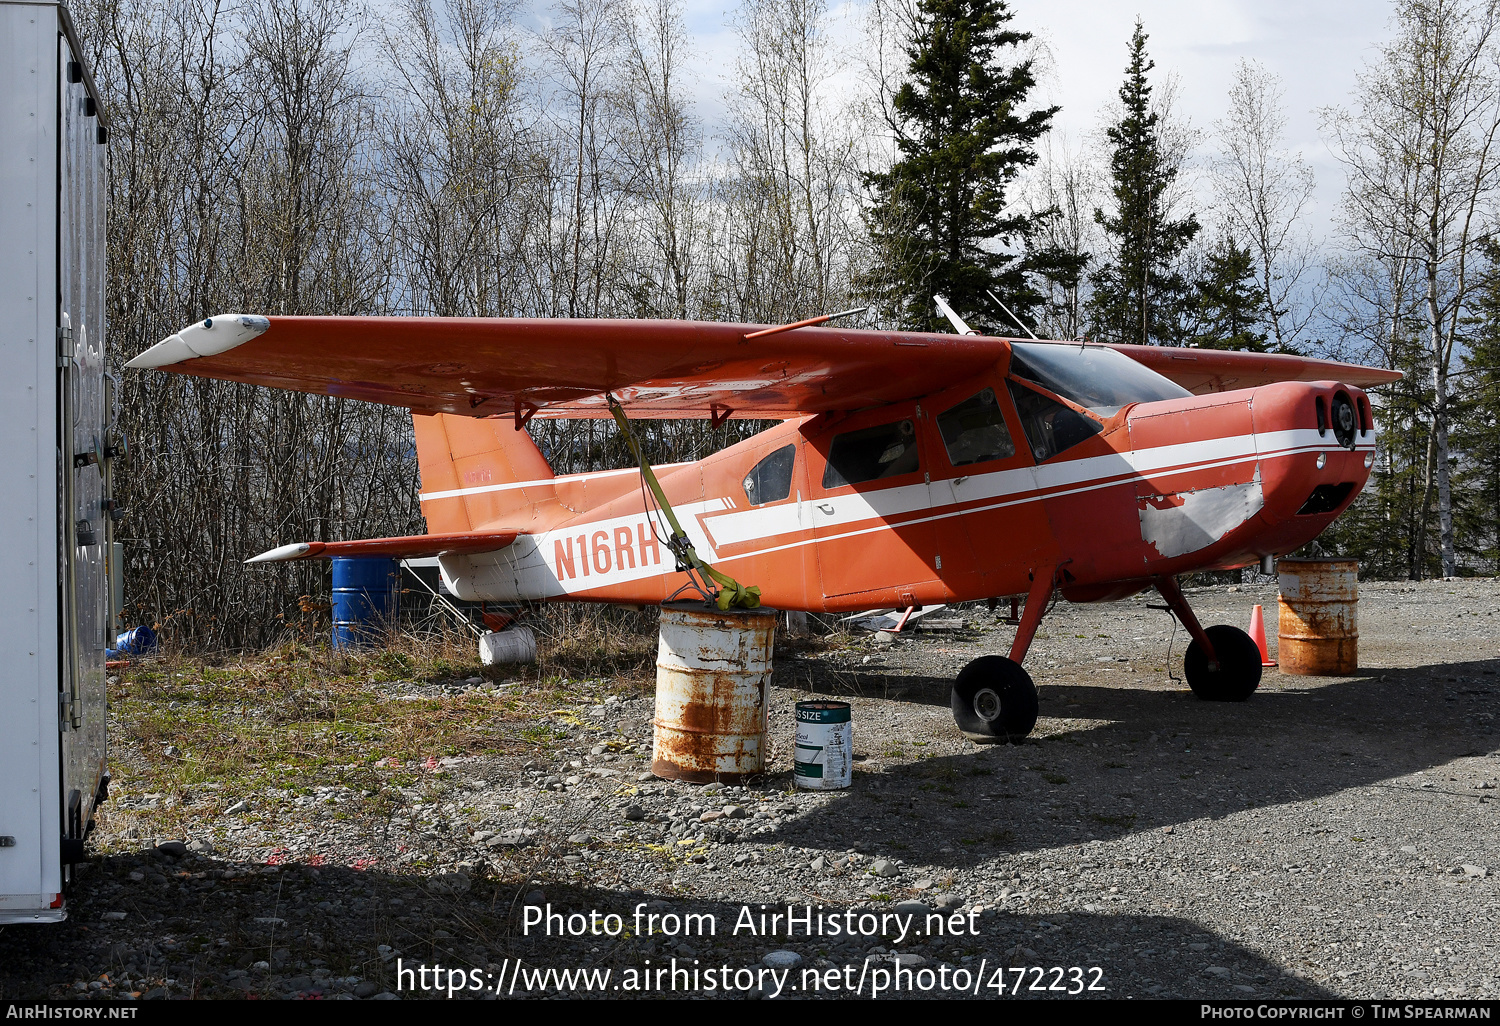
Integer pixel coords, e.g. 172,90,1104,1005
702,427,1369,548
419,463,693,502
444,427,1374,600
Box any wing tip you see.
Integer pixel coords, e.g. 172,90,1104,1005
246,542,315,564
128,313,270,370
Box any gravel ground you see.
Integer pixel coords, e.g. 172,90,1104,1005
1,578,1496,1001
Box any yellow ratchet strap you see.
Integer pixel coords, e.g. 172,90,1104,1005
606,396,761,610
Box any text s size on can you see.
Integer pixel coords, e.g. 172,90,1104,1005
795,701,852,790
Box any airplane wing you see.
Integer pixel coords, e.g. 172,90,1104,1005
127,314,1401,420
125,314,1006,420
1104,343,1403,394
246,530,520,563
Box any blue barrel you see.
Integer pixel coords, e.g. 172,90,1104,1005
331,557,399,649
114,625,158,655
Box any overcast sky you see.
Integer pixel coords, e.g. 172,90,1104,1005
646,0,1400,241
1013,0,1395,227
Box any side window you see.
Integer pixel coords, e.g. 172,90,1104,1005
822,419,920,488
1007,381,1103,463
937,387,1016,467
743,444,796,505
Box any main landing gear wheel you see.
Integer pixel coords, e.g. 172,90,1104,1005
1184,625,1263,702
952,655,1038,742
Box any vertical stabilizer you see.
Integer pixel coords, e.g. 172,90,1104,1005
413,413,555,533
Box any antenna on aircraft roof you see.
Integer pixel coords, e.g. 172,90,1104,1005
743,306,868,339
985,289,1040,340
933,294,977,335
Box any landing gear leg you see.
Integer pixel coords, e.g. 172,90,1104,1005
1155,575,1262,702
952,570,1053,742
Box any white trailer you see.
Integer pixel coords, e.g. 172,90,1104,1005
0,0,115,923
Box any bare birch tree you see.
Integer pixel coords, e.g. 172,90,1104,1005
381,0,526,317
1024,133,1102,338
1324,0,1500,578
616,0,706,318
721,0,864,323
540,0,629,317
1212,59,1319,353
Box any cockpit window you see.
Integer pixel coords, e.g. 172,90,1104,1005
1008,380,1103,462
743,444,796,505
1009,342,1191,416
823,420,920,488
937,388,1016,467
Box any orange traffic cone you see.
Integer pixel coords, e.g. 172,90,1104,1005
1249,604,1276,667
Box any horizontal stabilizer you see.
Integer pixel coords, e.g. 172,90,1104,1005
246,530,520,564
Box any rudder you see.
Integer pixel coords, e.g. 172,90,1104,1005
413,413,555,533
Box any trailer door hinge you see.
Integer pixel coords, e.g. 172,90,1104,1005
59,693,79,731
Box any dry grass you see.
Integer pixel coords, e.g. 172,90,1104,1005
524,603,660,681
102,611,661,841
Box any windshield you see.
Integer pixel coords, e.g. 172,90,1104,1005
1008,342,1192,416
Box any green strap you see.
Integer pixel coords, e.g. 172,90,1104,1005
606,397,761,610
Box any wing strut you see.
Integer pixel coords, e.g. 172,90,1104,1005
606,395,761,611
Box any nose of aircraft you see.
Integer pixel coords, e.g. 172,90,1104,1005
1249,378,1375,516
1120,378,1377,574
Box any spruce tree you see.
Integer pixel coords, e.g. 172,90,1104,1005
1089,19,1200,346
1190,236,1269,351
1452,243,1500,571
864,0,1059,333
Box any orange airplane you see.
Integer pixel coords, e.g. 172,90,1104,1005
127,308,1398,741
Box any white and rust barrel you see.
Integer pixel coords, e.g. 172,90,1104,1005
1276,557,1358,675
651,602,776,783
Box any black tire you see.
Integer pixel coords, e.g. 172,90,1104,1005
951,655,1038,742
1184,625,1263,701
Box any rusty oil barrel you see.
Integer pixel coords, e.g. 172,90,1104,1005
651,602,776,783
1276,557,1358,675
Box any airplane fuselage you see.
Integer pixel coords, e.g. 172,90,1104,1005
434,354,1376,613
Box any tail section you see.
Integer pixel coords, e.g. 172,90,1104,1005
414,413,555,533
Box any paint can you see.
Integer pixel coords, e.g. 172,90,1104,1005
651,602,776,783
794,701,852,790
1276,557,1358,675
